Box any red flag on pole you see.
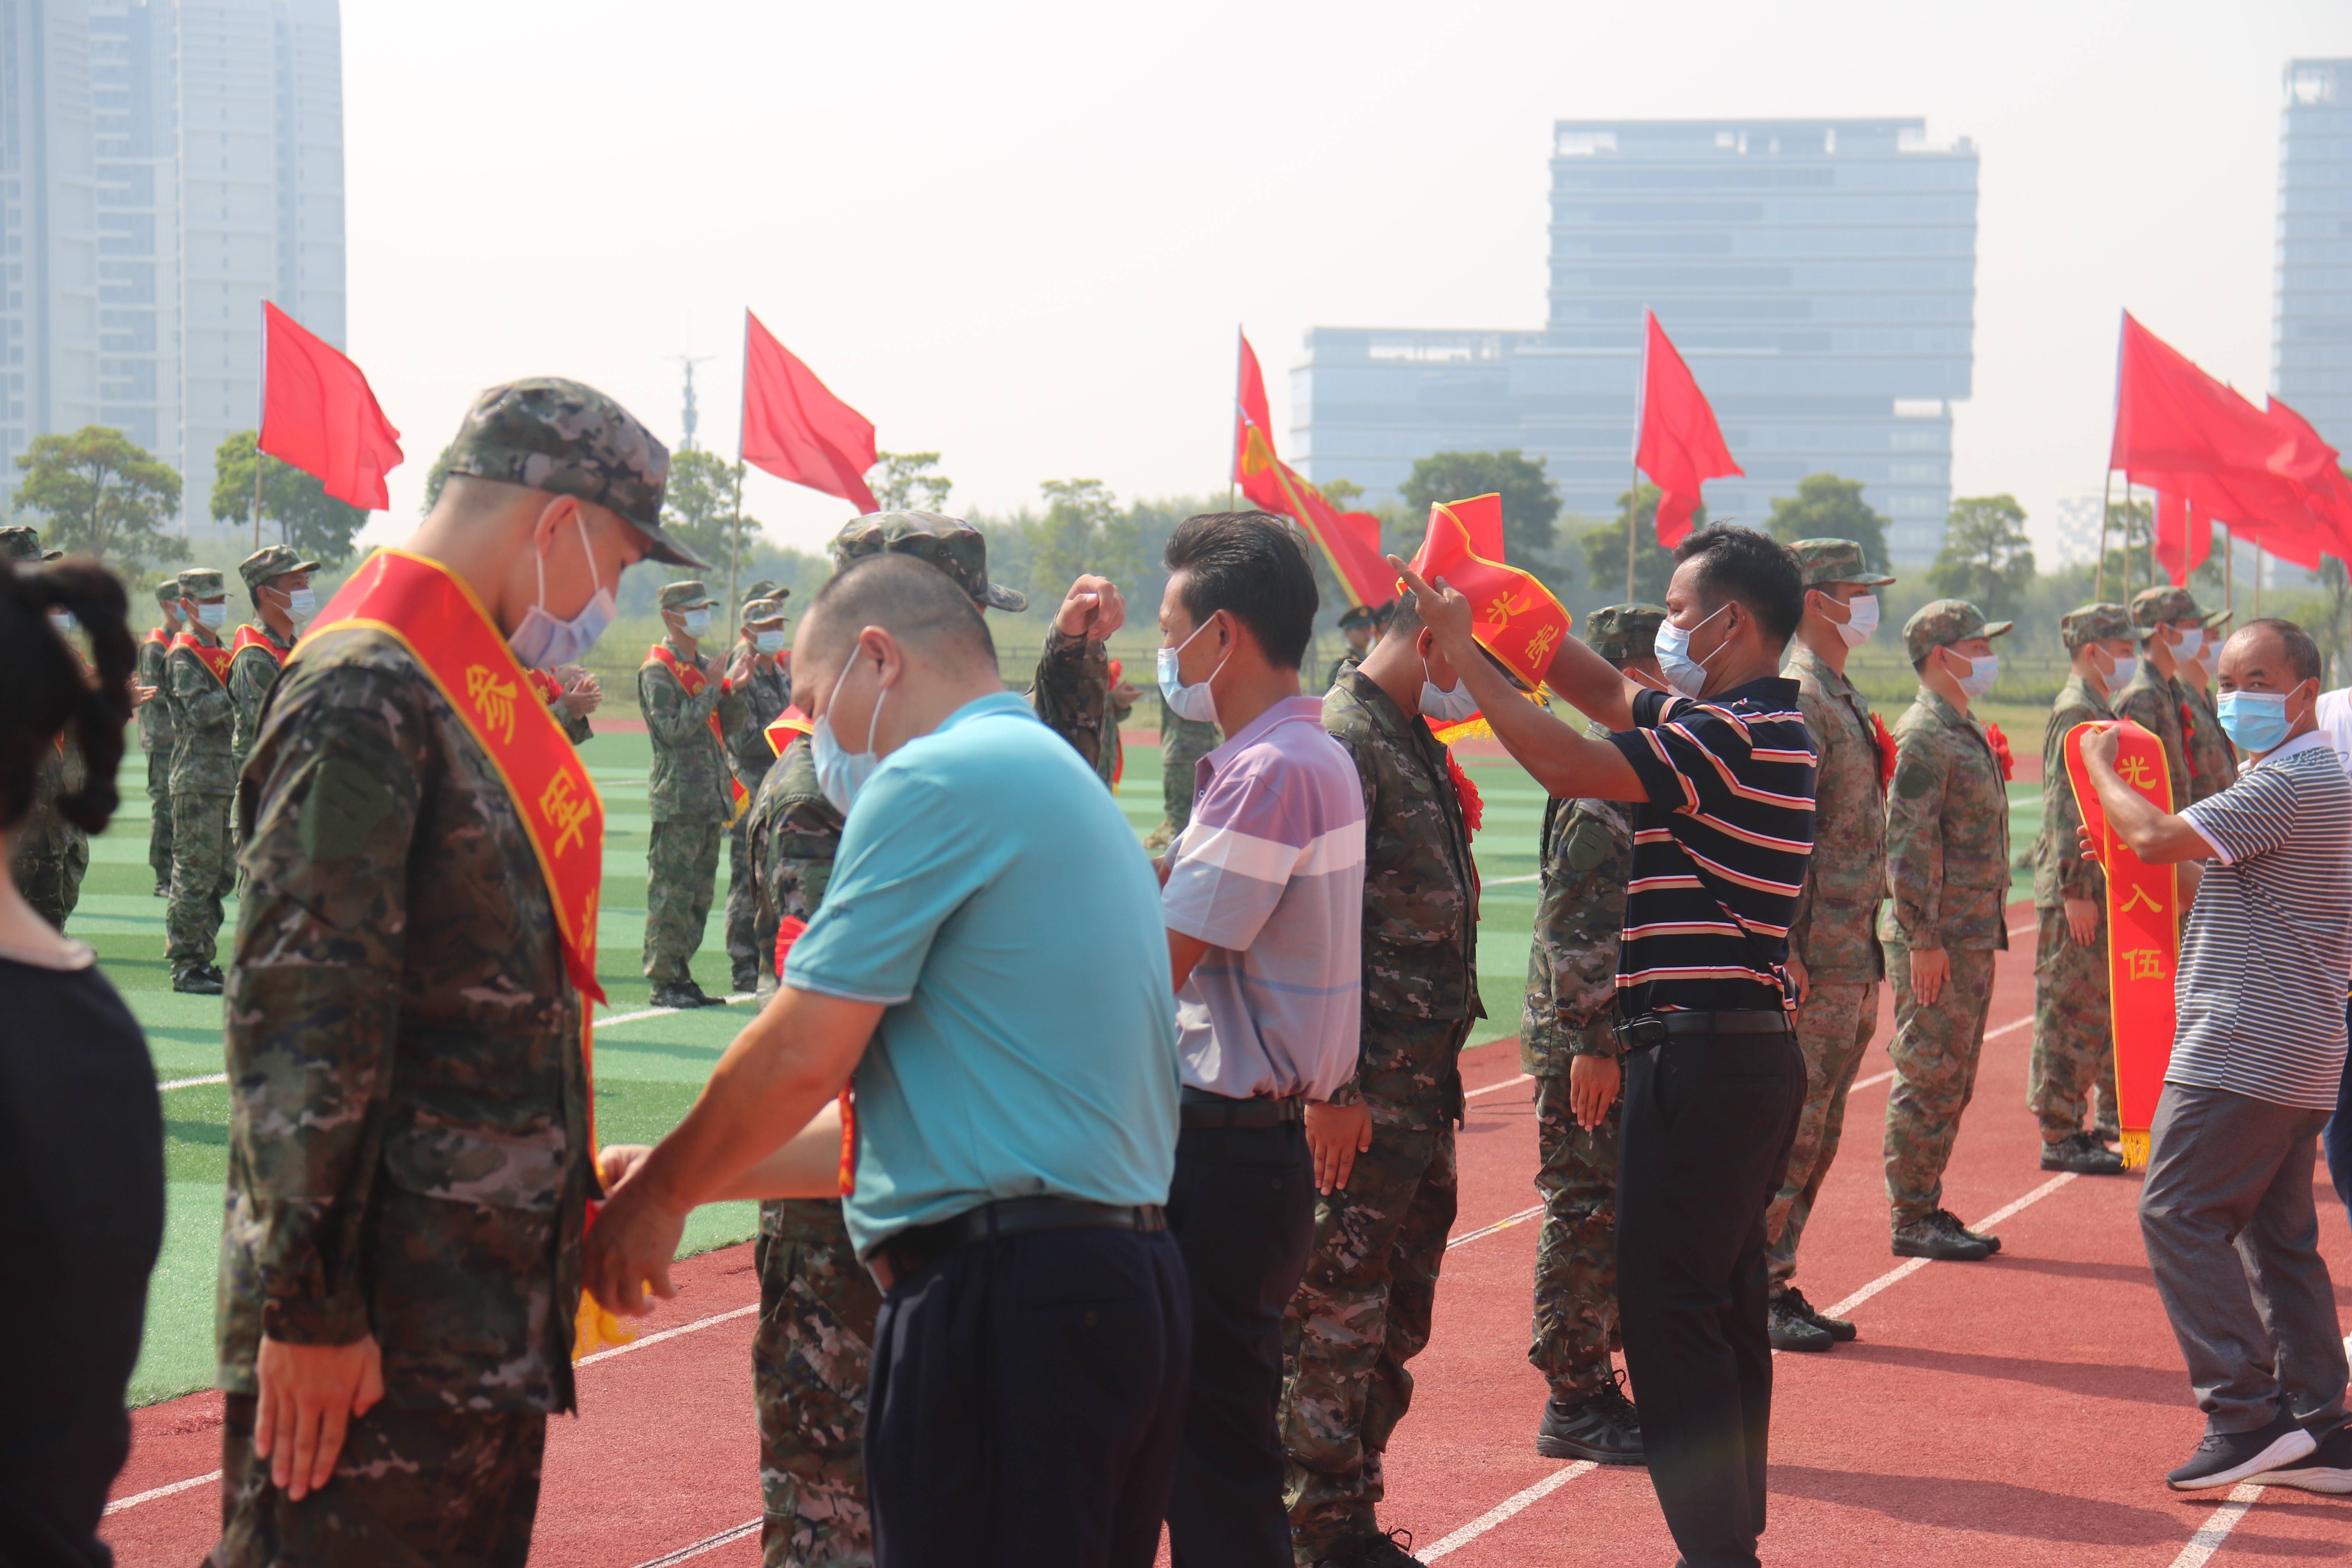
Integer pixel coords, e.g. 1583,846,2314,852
257,301,403,510
1403,494,1572,688
1634,310,1741,548
740,311,880,513
1232,331,1392,607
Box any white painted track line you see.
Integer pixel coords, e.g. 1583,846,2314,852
2165,1483,2265,1568
104,1468,222,1515
1420,1462,1598,1559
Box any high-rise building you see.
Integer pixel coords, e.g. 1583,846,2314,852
0,0,342,534
1295,118,1978,564
2274,59,2352,451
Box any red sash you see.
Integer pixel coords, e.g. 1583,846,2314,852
2063,720,2180,1169
145,628,167,646
170,630,232,685
229,624,286,670
649,643,747,814
764,704,814,758
526,667,564,705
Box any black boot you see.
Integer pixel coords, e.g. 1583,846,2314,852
1535,1371,1644,1465
1780,1284,1856,1343
1768,1289,1834,1352
2041,1130,2125,1175
172,969,223,995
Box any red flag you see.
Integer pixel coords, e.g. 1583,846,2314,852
1232,332,1391,606
1405,495,1573,687
741,311,880,513
1634,311,1741,548
257,302,403,510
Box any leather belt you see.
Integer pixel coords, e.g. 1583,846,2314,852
867,1196,1167,1293
1179,1086,1307,1129
1614,1009,1794,1051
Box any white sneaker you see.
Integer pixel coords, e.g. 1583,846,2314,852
2259,1424,2352,1495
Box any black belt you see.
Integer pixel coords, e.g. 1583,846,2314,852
867,1196,1166,1292
1614,1009,1793,1051
1179,1086,1306,1129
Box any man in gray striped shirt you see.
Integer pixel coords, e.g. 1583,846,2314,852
2078,617,2352,1497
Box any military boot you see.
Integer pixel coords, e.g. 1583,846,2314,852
172,968,223,995
1767,1290,1834,1352
1780,1285,1856,1343
1891,1210,1993,1261
1310,1528,1425,1568
1535,1371,1644,1465
650,979,716,1010
2041,1131,2125,1175
1935,1207,2000,1254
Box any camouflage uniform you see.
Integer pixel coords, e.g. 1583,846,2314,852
228,546,315,770
1880,601,2013,1232
210,375,698,1568
1771,540,1895,1293
1153,692,1221,848
2179,677,2237,805
1095,668,1135,792
737,512,1102,1568
2110,585,2200,816
639,581,747,990
140,582,182,891
2029,604,2131,1148
724,597,796,992
2,525,85,928
166,569,240,984
1283,664,1480,1561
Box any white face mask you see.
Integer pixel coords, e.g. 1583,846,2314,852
812,656,889,815
1156,615,1227,726
285,586,316,624
680,606,714,640
1948,648,1999,700
2097,650,2139,695
2172,626,2203,663
1653,603,1729,698
753,628,788,655
1420,658,1481,723
507,516,616,669
1830,592,1878,648
194,600,226,631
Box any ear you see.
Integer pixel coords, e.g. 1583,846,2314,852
1416,627,1436,661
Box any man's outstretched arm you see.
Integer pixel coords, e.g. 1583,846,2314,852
2075,722,2216,866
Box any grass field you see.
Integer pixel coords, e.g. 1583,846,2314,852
102,717,2043,1407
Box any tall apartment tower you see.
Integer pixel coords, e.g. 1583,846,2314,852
1296,118,1978,564
0,0,341,533
2274,60,2352,450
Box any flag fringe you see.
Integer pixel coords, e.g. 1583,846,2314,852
2119,1129,2150,1171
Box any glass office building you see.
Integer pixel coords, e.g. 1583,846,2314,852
2274,60,2352,452
1295,118,1978,563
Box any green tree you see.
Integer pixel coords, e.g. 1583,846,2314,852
210,431,370,567
1032,478,1120,591
420,443,454,515
2312,555,2352,680
661,448,760,573
1929,494,2036,620
1763,474,1891,574
1399,450,1562,554
868,451,953,513
2093,498,2154,596
1583,484,1683,604
1318,477,1365,508
16,425,185,569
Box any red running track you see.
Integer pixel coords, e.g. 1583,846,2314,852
103,904,2352,1566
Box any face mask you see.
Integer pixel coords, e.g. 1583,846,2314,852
813,659,889,814
1653,603,1728,698
2172,627,2203,663
1949,649,1999,700
2216,690,2292,754
1156,615,1227,725
48,608,74,636
284,586,316,624
753,628,788,655
195,600,226,631
507,517,616,669
1420,659,1481,723
681,607,714,639
1831,593,1878,648
2098,652,2139,695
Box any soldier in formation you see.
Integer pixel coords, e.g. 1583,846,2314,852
1880,599,2013,1261
1768,541,1895,1352
1520,604,1660,1466
2175,604,2239,804
638,579,750,1009
165,566,238,992
0,524,87,929
739,512,1115,1567
229,546,316,769
2029,601,2136,1176
2114,586,2203,814
1326,602,1379,688
723,589,795,995
140,579,184,895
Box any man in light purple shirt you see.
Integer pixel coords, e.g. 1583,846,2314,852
1154,512,1367,1568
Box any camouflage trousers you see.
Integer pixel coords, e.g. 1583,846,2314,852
642,819,722,984
1280,1110,1458,1560
1766,980,1880,1288
1529,1070,1622,1397
147,743,174,887
2029,906,2118,1143
1882,942,1998,1228
11,809,87,932
755,1198,882,1567
209,1393,544,1568
726,814,777,993
165,791,237,976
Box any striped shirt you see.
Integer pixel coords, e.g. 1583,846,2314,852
1607,680,1818,1016
1162,695,1367,1100
2173,730,2352,1110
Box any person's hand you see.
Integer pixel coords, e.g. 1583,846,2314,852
1909,946,1949,1007
129,680,156,709
1110,679,1142,705
2079,720,2121,771
2064,897,2100,947
1385,556,1474,655
2076,824,2104,866
597,1144,653,1192
1567,1053,1621,1131
1054,574,1127,641
1305,1100,1374,1194
1785,952,1810,1005
583,1169,686,1317
253,1334,384,1502
726,642,757,686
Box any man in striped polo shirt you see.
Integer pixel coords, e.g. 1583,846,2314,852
1396,525,1813,1568
2080,617,2352,1495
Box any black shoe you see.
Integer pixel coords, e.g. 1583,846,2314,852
648,981,709,1010
152,882,168,897
1934,1207,2000,1254
2260,1421,2352,1494
1780,1285,1856,1343
1768,1290,1833,1352
1535,1372,1644,1465
2042,1131,2126,1176
1891,1211,1993,1261
171,969,223,995
1362,1529,1425,1567
2167,1408,2314,1491
730,969,759,996
202,964,225,985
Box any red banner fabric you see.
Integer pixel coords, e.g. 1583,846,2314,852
1232,332,1393,608
1405,495,1573,688
258,301,404,511
741,311,880,514
1634,310,1742,548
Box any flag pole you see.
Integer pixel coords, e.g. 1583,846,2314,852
2095,468,2112,602
728,459,744,641
1628,309,1650,604
1228,325,1241,513
252,446,264,550
2223,522,2234,616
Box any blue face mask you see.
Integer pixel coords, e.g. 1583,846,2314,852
1157,615,1227,725
1653,603,1728,698
813,661,889,815
507,517,615,669
2216,690,2293,754
681,606,714,640
1953,650,2000,700
753,628,788,655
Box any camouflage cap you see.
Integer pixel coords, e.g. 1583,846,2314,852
0,524,42,561
2060,601,2134,652
831,511,1027,613
1902,598,2012,663
154,579,182,606
178,568,226,599
740,578,780,604
658,580,719,612
441,377,705,570
2129,585,2203,630
740,597,789,625
1790,537,1896,589
1337,603,1378,631
238,543,319,592
2203,606,2235,632
1586,603,1667,664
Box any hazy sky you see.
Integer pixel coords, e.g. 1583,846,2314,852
342,0,2352,566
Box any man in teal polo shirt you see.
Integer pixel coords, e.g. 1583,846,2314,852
587,551,1187,1568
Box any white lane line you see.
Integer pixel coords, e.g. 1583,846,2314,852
1466,1073,1532,1100
103,1469,222,1514
577,1303,759,1367
1851,1068,1894,1092
1446,1204,1543,1251
1420,1462,1597,1560
2166,1483,2265,1568
159,1073,227,1091
629,1519,761,1567
1822,1172,2078,1321
1487,872,1541,886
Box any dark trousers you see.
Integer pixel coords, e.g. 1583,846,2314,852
2325,996,2352,1227
866,1225,1190,1568
1164,1122,1318,1568
1617,1030,1806,1568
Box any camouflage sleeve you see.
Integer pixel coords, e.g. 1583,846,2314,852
638,664,720,750
137,640,169,744
228,651,274,744
559,705,593,746
226,665,418,1344
172,648,235,735
723,697,771,775
746,739,845,946
1783,687,1833,964
2116,683,2190,809
1883,730,1949,948
1026,628,1109,771
2043,711,2097,902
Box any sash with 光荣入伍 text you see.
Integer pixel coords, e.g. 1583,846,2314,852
229,623,285,669
2064,719,2179,1169
649,642,748,818
170,630,233,685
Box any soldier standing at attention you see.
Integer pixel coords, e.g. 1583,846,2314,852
164,566,236,993
723,592,795,996
140,579,184,895
1326,603,1377,689
1150,691,1222,852
739,512,1117,1567
229,546,317,773
2115,586,2203,815
1522,604,1660,1466
639,579,750,1009
2176,607,2240,804
2030,602,2137,1176
1768,540,1897,1352
212,377,693,1566
1881,600,2013,1261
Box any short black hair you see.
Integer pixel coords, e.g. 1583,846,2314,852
802,551,995,670
2236,617,2323,684
1674,525,1803,648
1164,512,1318,670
